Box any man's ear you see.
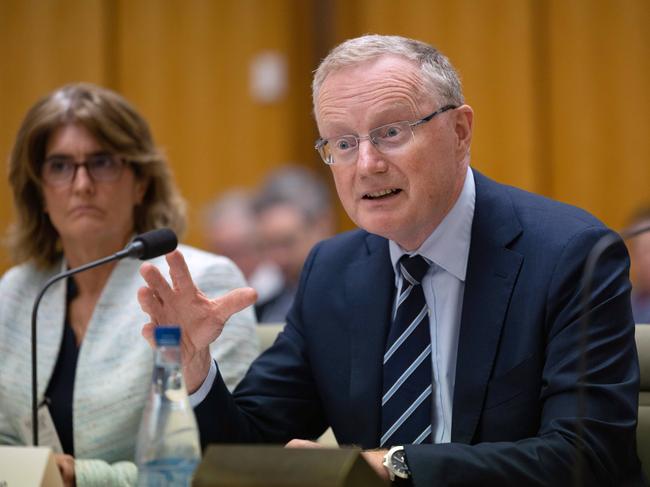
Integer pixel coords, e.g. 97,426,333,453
454,105,473,159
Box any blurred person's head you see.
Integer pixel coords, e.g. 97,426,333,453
627,205,650,295
201,189,261,279
255,165,334,286
7,82,186,268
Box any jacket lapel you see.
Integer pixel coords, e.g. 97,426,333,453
346,233,394,448
451,171,524,444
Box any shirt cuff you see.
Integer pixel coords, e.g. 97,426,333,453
188,359,217,408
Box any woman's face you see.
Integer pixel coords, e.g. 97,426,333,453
41,123,147,251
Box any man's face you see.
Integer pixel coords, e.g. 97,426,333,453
315,55,473,251
206,216,260,279
258,203,315,285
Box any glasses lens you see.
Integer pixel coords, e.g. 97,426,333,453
42,158,74,185
41,154,123,185
327,136,358,165
370,122,412,150
87,154,122,181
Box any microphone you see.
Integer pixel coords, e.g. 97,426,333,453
30,228,177,445
574,222,650,485
118,227,178,260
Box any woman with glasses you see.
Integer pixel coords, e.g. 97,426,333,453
0,83,259,486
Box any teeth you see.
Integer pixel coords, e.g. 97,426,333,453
366,188,397,198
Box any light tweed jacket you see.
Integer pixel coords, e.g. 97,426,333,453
0,244,259,486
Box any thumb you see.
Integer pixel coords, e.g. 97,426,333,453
213,287,257,323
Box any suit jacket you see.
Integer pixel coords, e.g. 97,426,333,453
196,171,643,486
0,244,259,486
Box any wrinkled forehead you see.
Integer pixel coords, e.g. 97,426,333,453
315,55,434,126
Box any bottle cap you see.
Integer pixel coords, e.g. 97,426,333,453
154,325,181,346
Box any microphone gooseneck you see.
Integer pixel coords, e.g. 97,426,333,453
31,228,177,446
574,222,650,486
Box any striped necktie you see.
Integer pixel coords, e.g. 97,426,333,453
380,254,433,447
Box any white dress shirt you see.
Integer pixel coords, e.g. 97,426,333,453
388,167,475,443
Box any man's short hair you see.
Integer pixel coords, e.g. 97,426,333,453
312,34,464,109
255,165,332,226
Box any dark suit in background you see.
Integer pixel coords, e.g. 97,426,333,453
196,170,643,485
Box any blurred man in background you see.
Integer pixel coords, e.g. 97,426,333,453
254,165,335,323
202,189,282,304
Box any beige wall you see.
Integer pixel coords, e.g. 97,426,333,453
1,0,649,273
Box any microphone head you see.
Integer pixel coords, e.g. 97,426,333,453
129,228,178,260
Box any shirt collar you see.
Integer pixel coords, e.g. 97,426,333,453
389,166,475,282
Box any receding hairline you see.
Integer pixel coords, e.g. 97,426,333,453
312,34,464,111
314,54,431,110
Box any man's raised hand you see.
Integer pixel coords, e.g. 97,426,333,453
138,249,257,391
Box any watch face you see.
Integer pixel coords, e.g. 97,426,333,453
392,450,408,472
383,446,410,480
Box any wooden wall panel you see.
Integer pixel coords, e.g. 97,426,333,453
116,0,320,247
546,0,650,229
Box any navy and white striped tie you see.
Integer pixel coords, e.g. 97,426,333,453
380,254,433,447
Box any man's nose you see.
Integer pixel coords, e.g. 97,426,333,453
356,138,388,173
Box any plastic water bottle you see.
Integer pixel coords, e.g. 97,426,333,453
136,326,202,486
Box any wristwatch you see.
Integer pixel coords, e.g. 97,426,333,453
382,445,411,481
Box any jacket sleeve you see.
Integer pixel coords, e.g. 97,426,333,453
75,459,137,487
0,271,26,446
0,409,22,445
194,244,328,447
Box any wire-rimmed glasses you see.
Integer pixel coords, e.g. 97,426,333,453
315,104,457,166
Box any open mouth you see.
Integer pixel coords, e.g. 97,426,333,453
363,188,402,200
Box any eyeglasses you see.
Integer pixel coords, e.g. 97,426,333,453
41,153,125,186
314,104,457,166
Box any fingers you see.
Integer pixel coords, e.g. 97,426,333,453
54,453,75,486
141,322,156,348
285,439,322,449
213,287,258,323
166,250,198,293
139,262,173,302
138,286,162,318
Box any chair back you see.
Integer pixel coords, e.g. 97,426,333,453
635,324,650,479
256,323,285,352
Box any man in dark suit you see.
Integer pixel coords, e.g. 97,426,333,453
138,34,642,485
